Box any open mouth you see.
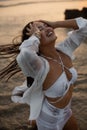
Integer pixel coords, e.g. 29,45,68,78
47,31,53,37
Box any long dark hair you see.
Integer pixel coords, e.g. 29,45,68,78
0,22,34,85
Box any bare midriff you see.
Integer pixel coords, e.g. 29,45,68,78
46,84,74,109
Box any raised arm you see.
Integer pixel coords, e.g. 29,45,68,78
17,35,43,77
40,18,79,30
53,19,79,30
55,17,87,59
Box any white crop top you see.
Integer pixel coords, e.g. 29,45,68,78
44,67,77,98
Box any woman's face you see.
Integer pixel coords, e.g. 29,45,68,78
33,21,57,46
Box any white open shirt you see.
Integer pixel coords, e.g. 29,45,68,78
11,17,87,120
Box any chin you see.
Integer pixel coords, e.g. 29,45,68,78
55,35,57,40
52,35,57,42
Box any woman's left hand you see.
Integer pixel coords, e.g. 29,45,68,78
39,20,57,29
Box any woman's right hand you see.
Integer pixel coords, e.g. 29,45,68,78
26,22,41,39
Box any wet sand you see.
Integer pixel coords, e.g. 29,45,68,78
0,0,87,130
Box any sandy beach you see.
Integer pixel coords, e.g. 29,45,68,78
0,0,87,130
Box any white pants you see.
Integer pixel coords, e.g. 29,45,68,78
36,99,72,130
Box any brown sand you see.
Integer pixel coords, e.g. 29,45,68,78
0,0,87,130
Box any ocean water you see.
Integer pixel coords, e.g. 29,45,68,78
0,0,87,19
0,0,87,44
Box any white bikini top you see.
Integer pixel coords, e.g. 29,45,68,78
44,67,77,98
44,53,78,98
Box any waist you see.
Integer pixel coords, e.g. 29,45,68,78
45,84,74,109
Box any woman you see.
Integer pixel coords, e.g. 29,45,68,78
0,17,87,130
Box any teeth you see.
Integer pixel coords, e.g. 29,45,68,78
48,32,53,36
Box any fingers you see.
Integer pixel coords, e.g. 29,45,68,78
38,20,55,29
26,23,32,36
32,22,40,32
26,22,41,39
26,23,38,34
33,23,41,39
26,27,31,36
38,20,50,26
26,23,35,36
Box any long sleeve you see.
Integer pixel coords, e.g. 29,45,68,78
56,17,87,59
12,35,50,120
16,35,43,77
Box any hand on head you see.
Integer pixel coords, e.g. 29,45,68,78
38,20,56,29
26,22,41,37
22,20,57,45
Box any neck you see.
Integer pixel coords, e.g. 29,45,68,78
39,45,59,59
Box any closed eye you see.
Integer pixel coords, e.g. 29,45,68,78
38,24,48,31
38,26,44,31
